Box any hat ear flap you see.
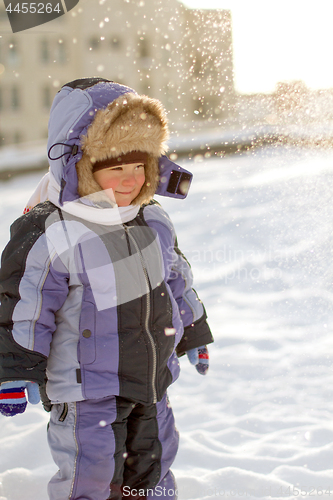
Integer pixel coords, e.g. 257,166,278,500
76,153,101,198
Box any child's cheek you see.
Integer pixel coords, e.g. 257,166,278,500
139,173,146,188
100,176,118,192
105,179,118,191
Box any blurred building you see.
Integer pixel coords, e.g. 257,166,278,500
0,0,234,146
0,7,81,145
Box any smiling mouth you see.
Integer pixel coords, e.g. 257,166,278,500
116,191,133,195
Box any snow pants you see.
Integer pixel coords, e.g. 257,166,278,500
47,393,179,500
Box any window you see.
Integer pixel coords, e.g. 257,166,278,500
13,131,22,144
40,39,68,65
55,41,66,64
0,132,6,146
111,37,121,50
11,86,20,110
89,37,100,50
42,86,52,109
138,37,149,58
8,41,20,66
40,39,50,64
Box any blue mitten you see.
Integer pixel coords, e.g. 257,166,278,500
186,345,209,375
0,381,40,417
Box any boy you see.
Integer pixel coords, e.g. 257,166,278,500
0,78,213,500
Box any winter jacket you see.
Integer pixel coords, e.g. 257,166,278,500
0,78,213,408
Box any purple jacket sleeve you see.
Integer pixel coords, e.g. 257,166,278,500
0,213,69,391
143,202,213,356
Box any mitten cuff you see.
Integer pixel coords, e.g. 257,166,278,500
176,313,213,357
0,384,27,416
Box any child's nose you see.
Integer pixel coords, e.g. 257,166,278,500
122,173,136,186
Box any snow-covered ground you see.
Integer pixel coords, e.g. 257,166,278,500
1,145,333,499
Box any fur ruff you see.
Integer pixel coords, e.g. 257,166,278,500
76,93,169,206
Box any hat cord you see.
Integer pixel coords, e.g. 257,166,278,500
48,141,80,161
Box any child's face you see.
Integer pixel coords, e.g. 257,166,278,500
93,162,146,207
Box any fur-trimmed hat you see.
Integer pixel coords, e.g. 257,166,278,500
75,92,169,206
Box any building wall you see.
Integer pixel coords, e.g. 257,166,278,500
0,0,234,146
0,7,81,144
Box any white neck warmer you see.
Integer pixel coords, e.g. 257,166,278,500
24,171,140,226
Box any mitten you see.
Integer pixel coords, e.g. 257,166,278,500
0,381,40,417
186,345,209,375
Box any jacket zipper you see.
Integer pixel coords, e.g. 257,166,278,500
69,402,79,498
124,225,157,403
58,402,68,422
